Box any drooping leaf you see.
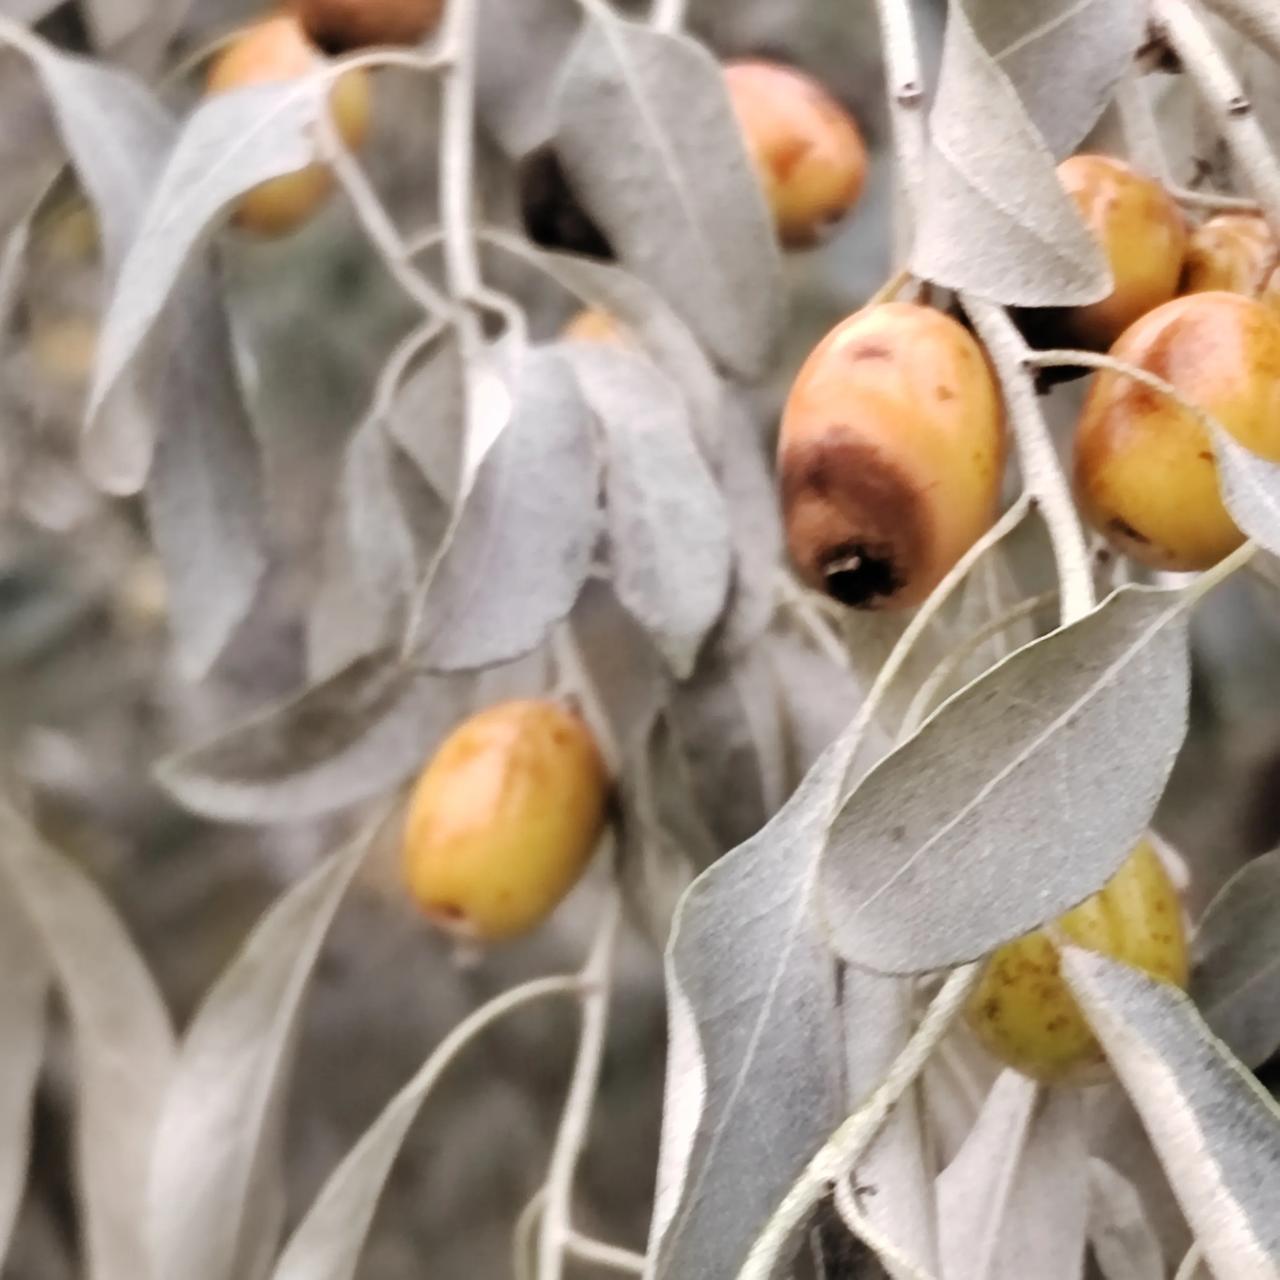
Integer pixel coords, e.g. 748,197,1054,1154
1087,1158,1165,1280
1191,848,1280,1069
0,798,175,1280
157,653,474,823
88,78,326,492
1062,946,1280,1278
410,347,600,672
0,890,47,1270
938,1072,1088,1280
911,0,1111,305
1213,426,1280,557
969,0,1148,158
552,12,782,376
147,823,376,1280
566,342,731,678
821,586,1190,974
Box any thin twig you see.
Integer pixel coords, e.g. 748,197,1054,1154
1153,0,1280,237
832,1178,936,1280
513,1189,547,1280
438,0,483,304
775,573,854,673
649,0,689,35
1169,182,1262,212
1173,1242,1207,1280
1198,0,1280,64
565,1231,647,1274
536,885,623,1280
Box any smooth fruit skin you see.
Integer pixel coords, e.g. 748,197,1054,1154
402,700,609,942
297,0,443,52
724,60,867,248
1181,213,1277,298
779,302,1006,609
1073,291,1280,570
1056,155,1188,349
966,840,1188,1085
206,16,371,236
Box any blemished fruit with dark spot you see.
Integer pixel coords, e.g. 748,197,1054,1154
402,700,609,942
1181,213,1278,299
206,15,371,236
1073,291,1280,570
1053,154,1188,349
966,839,1188,1085
297,0,443,52
778,302,1006,610
724,60,867,247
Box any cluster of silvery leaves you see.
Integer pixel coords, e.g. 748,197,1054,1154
2,0,1280,1277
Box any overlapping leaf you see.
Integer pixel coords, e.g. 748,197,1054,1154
1062,947,1280,1278
1213,425,1280,557
821,586,1191,974
552,12,782,376
1087,1158,1165,1280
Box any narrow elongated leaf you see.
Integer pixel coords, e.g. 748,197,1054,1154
552,13,782,376
1192,848,1280,1069
0,891,47,1270
148,826,374,1280
969,0,1147,158
157,653,473,823
938,1073,1087,1280
650,732,861,1279
821,586,1190,974
912,0,1110,305
567,343,730,677
1213,426,1280,557
0,799,175,1280
89,78,325,492
411,348,600,672
1088,1158,1164,1280
1062,946,1280,1279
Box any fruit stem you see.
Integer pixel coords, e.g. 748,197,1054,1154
438,0,482,305
1174,1242,1207,1280
833,1176,934,1280
1152,0,1280,239
649,0,690,36
1168,183,1262,213
1196,0,1280,64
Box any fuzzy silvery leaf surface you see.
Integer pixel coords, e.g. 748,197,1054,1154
88,77,325,492
387,333,466,505
821,586,1191,974
1087,1158,1165,1280
552,13,782,377
0,799,175,1280
411,347,600,672
157,654,474,823
911,0,1112,306
148,827,372,1280
1062,946,1280,1278
1191,847,1280,1069
566,342,731,678
966,0,1148,159
938,1072,1088,1280
1212,425,1280,557
0,890,47,1270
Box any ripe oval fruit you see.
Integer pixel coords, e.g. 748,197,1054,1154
966,839,1188,1085
1073,290,1280,570
779,302,1005,609
206,15,371,237
724,60,867,247
1056,155,1188,349
1181,213,1277,298
297,0,444,52
402,700,609,942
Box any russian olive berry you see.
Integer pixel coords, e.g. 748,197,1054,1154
966,839,1188,1085
206,15,371,237
561,308,629,345
402,700,609,942
297,0,443,53
1053,154,1188,349
778,302,1006,610
1073,290,1280,570
724,60,867,247
1181,212,1278,298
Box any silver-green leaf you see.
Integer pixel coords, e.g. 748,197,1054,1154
821,586,1190,974
1213,425,1280,557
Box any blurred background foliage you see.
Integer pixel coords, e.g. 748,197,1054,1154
2,0,1280,1276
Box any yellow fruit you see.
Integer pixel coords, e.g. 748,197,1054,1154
1181,213,1277,298
296,0,444,52
206,15,371,236
724,60,867,247
402,700,609,942
778,302,1006,609
967,840,1188,1085
1056,155,1188,349
1073,291,1280,570
561,308,629,345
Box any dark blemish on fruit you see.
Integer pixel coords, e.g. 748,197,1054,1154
936,385,955,401
772,136,813,182
1199,451,1215,462
428,901,465,923
845,341,892,363
982,998,1000,1021
1109,516,1151,545
821,543,902,608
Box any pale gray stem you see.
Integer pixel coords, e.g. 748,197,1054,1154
439,0,483,303
1198,0,1280,64
650,0,689,35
